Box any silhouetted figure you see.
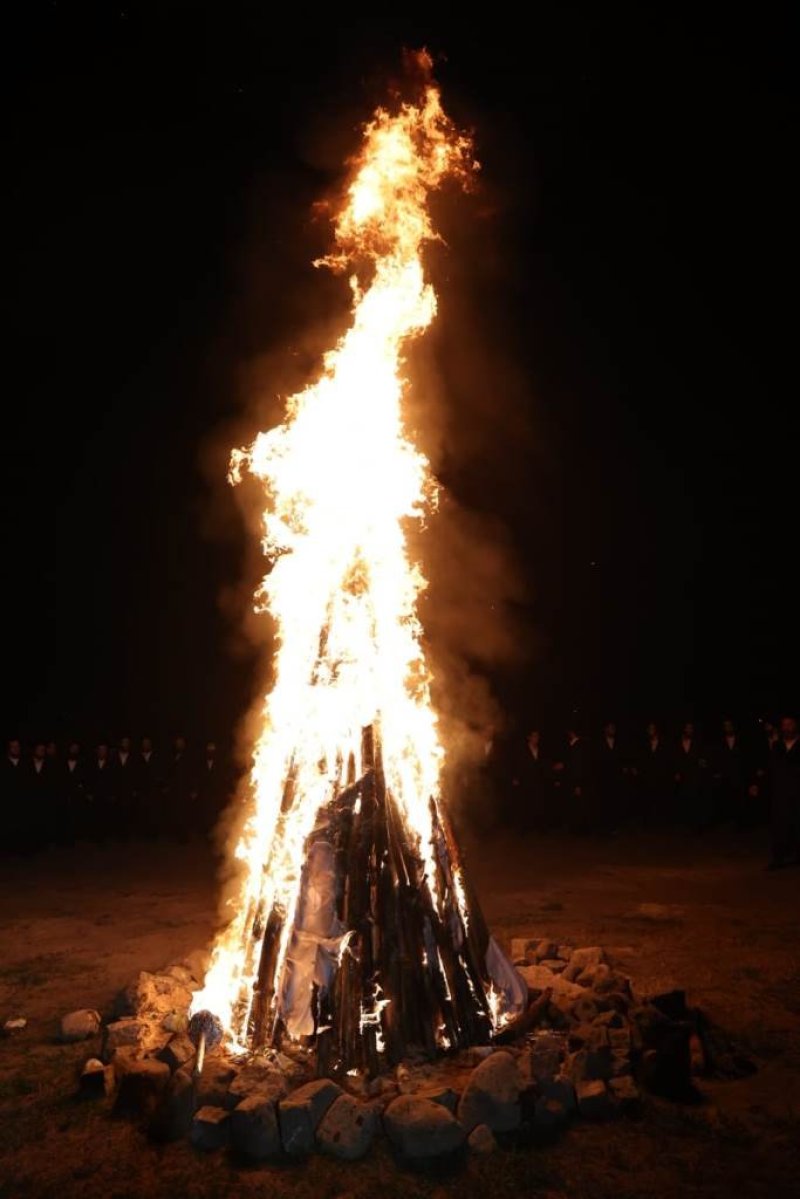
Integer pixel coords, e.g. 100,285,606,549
87,742,113,840
767,715,800,869
136,736,160,837
514,729,550,830
673,721,708,827
113,735,137,836
61,740,86,841
710,719,748,825
563,726,595,832
27,741,57,846
165,735,194,839
636,722,672,825
197,740,226,833
3,737,26,850
597,721,626,829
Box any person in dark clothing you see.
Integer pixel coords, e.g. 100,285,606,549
61,740,86,842
27,741,57,847
3,737,26,850
86,742,113,841
749,718,779,825
112,735,137,837
710,719,749,826
512,728,550,830
136,735,160,837
563,726,595,832
767,715,800,869
597,721,626,829
636,722,672,825
164,735,195,839
197,740,228,834
673,721,709,827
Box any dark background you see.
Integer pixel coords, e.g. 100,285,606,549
5,3,795,748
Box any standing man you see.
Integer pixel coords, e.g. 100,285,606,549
597,720,625,830
767,715,800,870
673,721,708,828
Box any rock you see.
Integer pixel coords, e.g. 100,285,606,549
384,1095,465,1160
457,1049,521,1133
60,1009,101,1043
648,989,689,1021
608,1026,631,1052
230,1094,281,1160
527,1032,562,1083
564,947,606,982
572,995,600,1025
594,1009,626,1030
164,963,195,987
225,1062,286,1109
557,945,573,961
541,1075,577,1114
157,1034,196,1073
510,938,535,962
416,1085,459,1113
191,1105,230,1151
182,949,211,986
576,1079,616,1121
519,965,584,1009
132,972,194,1019
568,1042,612,1083
79,1057,112,1099
149,1067,196,1141
539,958,566,973
103,1018,144,1060
279,1079,342,1156
464,1045,495,1064
317,1094,377,1161
534,1095,567,1134
196,1059,238,1108
114,1057,171,1117
162,1012,189,1034
468,1123,497,1154
609,1075,642,1114
610,1049,633,1078
2,1016,27,1035
534,939,557,962
568,1024,594,1051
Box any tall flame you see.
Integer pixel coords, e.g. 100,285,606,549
193,56,477,1046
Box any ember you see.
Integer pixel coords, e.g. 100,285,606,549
191,53,524,1069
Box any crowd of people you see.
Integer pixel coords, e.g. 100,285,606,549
489,713,799,868
3,714,798,870
1,734,232,851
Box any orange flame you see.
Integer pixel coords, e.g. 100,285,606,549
193,62,479,1048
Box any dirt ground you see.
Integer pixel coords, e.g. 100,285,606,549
1,828,798,1198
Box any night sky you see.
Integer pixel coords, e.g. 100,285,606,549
5,4,795,748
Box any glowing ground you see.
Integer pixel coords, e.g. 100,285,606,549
0,829,798,1198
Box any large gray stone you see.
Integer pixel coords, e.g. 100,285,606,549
384,1095,465,1160
191,1105,230,1150
60,1009,101,1043
230,1094,281,1160
467,1123,497,1155
541,1075,577,1114
279,1079,342,1156
576,1079,616,1121
457,1049,521,1133
534,1095,568,1134
563,947,607,982
225,1061,287,1109
103,1018,144,1061
114,1057,170,1117
78,1057,112,1099
526,1032,562,1084
149,1067,196,1141
317,1094,377,1160
156,1033,195,1073
196,1059,238,1108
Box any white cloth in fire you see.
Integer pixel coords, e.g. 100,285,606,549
279,839,348,1039
485,935,528,1017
